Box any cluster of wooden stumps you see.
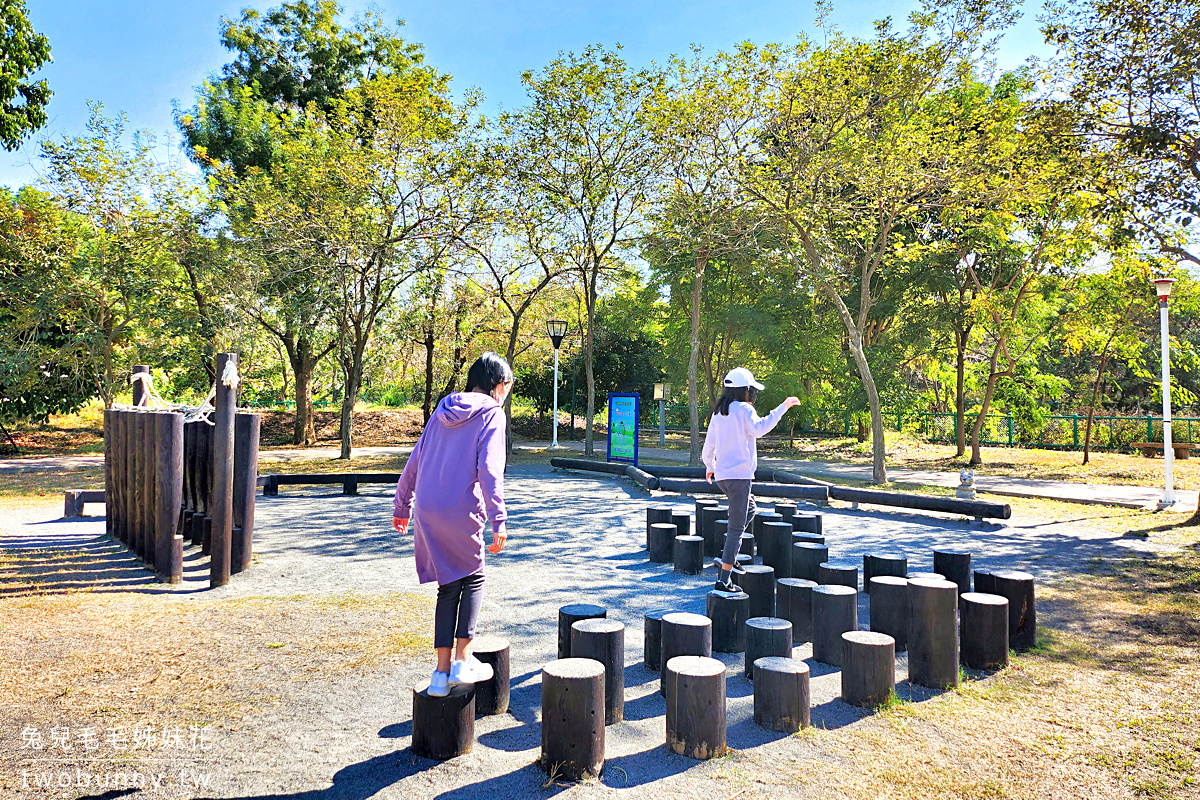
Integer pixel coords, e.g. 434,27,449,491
407,498,1036,780
102,357,261,588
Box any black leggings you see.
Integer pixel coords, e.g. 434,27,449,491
434,572,485,649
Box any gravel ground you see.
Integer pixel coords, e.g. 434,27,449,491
3,463,1158,798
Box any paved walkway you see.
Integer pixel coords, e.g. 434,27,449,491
523,440,1199,512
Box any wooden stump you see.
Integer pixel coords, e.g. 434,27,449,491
841,631,896,708
571,618,625,725
744,617,793,679
699,505,726,557
646,506,674,550
973,569,997,595
706,589,749,653
412,683,475,761
908,577,960,690
792,532,825,546
734,564,776,618
792,542,829,582
695,498,719,551
933,549,972,595
818,561,859,591
671,511,692,540
959,592,1009,670
673,535,704,575
472,636,511,715
907,571,945,582
812,585,858,667
558,603,606,660
773,502,798,525
863,553,907,594
739,532,755,557
659,612,712,695
991,570,1036,650
154,412,184,584
648,522,676,563
792,512,822,535
752,656,810,732
541,658,605,780
869,576,910,651
759,521,794,578
777,577,817,643
753,510,783,541
643,608,676,669
231,411,261,575
664,655,727,759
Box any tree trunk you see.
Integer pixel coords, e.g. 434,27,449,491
583,274,597,457
422,326,436,424
955,329,968,458
846,334,888,484
970,341,1004,466
687,252,707,466
339,341,366,460
289,335,320,447
1082,350,1111,466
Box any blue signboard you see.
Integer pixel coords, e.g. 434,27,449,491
606,393,640,465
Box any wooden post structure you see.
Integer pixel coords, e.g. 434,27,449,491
210,352,237,588
131,365,149,407
664,655,727,759
103,408,114,537
472,636,511,715
646,506,673,550
570,619,625,725
232,411,261,574
541,659,605,780
154,412,184,583
139,411,155,564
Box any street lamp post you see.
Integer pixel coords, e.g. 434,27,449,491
546,320,568,448
1153,276,1177,508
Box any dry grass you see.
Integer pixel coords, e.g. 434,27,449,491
718,552,1200,799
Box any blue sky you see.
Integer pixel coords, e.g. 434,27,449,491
4,0,1056,189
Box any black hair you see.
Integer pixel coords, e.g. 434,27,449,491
713,385,758,416
466,352,513,394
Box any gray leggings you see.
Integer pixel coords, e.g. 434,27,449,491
717,479,757,566
434,572,485,649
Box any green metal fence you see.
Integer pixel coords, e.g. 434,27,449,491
909,412,1199,450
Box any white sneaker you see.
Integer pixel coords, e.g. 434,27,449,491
448,655,494,686
428,670,450,697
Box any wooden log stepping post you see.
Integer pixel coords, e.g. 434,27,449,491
209,352,237,588
231,410,261,575
933,549,972,595
774,502,797,526
907,571,945,582
412,683,475,760
959,592,1009,670
671,510,692,541
744,617,792,679
706,589,749,653
752,657,810,732
558,603,606,660
153,411,185,584
694,498,719,552
863,553,907,594
734,564,776,618
869,576,910,651
699,505,726,558
712,517,729,559
973,569,996,595
841,631,896,708
541,658,605,781
793,532,825,546
777,577,817,643
674,535,704,575
753,510,783,540
648,522,677,563
739,531,756,557
818,561,859,591
792,512,823,536
793,542,829,583
812,585,858,667
644,608,676,669
571,618,625,724
908,577,960,690
646,506,674,550
659,612,712,696
760,521,794,578
472,636,511,715
664,655,727,759
991,570,1036,650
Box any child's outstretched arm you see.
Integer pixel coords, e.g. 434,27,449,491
743,397,801,438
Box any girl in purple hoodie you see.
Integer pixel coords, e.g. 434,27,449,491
393,352,513,697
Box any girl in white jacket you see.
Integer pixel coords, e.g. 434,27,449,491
702,367,800,592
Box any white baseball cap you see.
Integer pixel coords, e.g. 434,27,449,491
723,367,764,390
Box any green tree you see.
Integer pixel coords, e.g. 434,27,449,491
0,0,51,151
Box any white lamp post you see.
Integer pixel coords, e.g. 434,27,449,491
1153,276,1177,508
546,320,568,448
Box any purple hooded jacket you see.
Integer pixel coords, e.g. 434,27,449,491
393,391,507,585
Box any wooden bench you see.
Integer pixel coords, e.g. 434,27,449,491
257,472,401,496
64,489,105,518
1131,442,1200,459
